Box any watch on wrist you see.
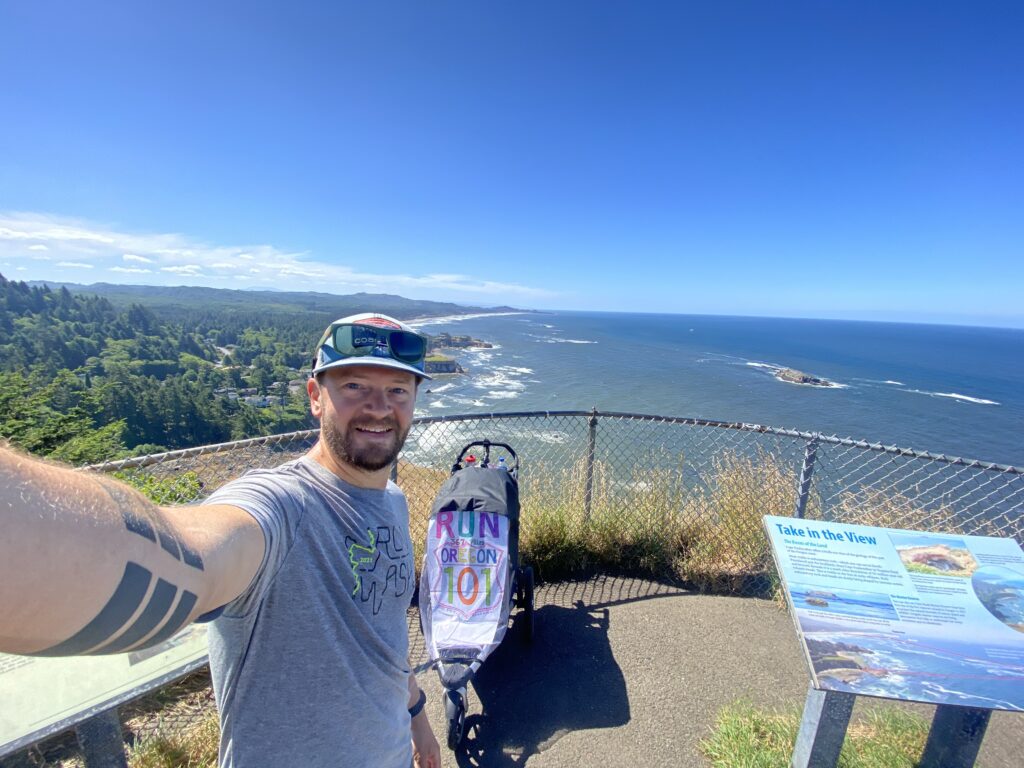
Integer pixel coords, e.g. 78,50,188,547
408,688,427,718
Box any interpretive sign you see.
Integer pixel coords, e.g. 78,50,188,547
764,515,1024,711
0,624,208,756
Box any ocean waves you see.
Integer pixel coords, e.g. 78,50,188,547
528,333,597,344
849,378,1000,405
904,390,1000,406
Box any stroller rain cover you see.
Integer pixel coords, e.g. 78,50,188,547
419,466,519,672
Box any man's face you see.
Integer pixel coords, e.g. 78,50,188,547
310,365,418,473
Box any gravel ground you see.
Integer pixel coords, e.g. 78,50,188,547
5,575,1023,767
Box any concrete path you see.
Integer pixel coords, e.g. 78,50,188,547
411,576,1024,768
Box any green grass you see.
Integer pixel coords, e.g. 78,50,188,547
701,701,937,768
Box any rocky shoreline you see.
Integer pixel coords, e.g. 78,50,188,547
806,637,883,684
422,332,493,375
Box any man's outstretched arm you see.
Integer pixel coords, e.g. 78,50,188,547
0,443,265,656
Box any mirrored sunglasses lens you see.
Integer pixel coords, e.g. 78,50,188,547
390,331,426,362
332,324,381,354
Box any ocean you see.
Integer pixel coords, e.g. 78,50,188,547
408,312,1024,468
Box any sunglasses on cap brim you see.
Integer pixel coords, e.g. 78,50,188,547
316,322,428,366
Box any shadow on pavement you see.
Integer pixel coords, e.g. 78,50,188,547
454,599,630,767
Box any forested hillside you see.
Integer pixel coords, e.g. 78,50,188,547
2,273,491,464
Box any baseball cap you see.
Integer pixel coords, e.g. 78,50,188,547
311,313,432,380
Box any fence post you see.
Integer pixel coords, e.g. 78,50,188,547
75,708,128,768
795,434,820,520
584,408,598,523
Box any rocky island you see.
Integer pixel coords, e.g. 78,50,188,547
775,367,837,388
424,354,464,375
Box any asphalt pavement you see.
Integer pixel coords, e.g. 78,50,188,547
410,576,1024,768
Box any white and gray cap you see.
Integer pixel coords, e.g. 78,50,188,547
311,312,432,380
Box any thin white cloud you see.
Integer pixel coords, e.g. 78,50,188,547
28,244,48,251
276,264,326,279
0,211,558,302
111,266,151,273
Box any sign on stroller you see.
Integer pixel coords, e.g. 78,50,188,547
419,440,535,749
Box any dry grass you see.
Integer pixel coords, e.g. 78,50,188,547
676,451,800,592
832,486,996,537
396,450,802,592
126,711,219,768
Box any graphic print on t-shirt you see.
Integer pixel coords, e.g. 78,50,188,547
346,526,411,615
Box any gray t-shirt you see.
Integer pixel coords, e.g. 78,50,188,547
204,456,415,768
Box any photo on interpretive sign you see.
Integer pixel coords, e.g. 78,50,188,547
889,531,979,578
764,515,1024,712
787,582,898,621
972,566,1024,634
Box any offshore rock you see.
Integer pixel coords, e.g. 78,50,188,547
424,355,464,375
776,367,834,387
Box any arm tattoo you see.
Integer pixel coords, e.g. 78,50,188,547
31,477,208,655
33,563,198,655
98,478,205,571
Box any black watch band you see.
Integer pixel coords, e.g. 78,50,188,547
408,689,427,718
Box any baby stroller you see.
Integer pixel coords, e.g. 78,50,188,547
418,440,535,749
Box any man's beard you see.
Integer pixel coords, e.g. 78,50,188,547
321,417,409,472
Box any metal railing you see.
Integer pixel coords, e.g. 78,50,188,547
91,410,1024,596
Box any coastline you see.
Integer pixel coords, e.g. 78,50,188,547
407,310,528,329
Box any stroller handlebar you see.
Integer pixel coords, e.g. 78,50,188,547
452,440,519,474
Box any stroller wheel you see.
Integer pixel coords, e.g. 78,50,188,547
445,688,467,750
521,566,535,643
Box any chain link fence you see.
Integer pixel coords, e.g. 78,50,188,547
89,410,1024,598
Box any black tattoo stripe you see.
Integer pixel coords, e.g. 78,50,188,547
156,528,184,562
123,508,157,543
179,542,204,570
101,478,205,571
142,590,198,648
93,578,178,654
35,562,153,656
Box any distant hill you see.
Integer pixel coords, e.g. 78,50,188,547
27,280,521,322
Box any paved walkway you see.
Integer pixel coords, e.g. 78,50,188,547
412,576,1024,768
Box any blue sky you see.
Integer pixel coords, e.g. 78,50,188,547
1,2,1021,327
